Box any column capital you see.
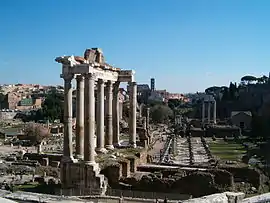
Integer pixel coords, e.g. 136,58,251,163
62,74,74,81
84,73,96,80
106,80,113,86
76,74,84,81
97,78,104,85
129,81,137,86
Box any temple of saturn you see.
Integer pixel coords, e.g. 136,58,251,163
201,95,216,125
55,48,137,195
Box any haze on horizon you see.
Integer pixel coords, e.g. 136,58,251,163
1,0,270,93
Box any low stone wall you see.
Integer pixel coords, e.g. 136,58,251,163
23,153,62,167
0,189,245,203
221,167,261,188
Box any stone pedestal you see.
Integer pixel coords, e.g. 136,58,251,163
60,162,107,196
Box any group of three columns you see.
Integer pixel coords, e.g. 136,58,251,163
63,73,137,165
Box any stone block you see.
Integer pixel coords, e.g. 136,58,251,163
41,158,49,166
183,193,228,203
50,161,60,168
225,192,245,203
119,160,130,178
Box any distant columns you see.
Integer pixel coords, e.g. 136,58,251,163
129,82,137,148
213,100,217,124
146,107,150,131
202,101,205,125
63,74,74,162
84,73,96,164
112,81,120,146
75,75,84,159
96,79,106,153
207,102,211,123
105,80,114,150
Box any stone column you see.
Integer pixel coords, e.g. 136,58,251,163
96,79,106,153
213,100,217,124
105,80,114,150
207,102,211,123
139,104,143,118
129,82,137,148
202,101,205,124
75,75,84,159
119,101,123,120
63,74,74,162
112,81,120,147
84,73,96,164
146,107,150,132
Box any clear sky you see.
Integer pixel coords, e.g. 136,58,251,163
1,0,270,93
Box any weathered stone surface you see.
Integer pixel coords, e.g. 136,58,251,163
242,192,270,203
183,193,228,203
225,192,245,203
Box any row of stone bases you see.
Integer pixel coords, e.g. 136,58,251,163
55,48,146,195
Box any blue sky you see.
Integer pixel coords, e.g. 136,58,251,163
1,0,270,93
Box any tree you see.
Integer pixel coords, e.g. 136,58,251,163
150,104,173,123
42,90,64,122
241,75,257,84
24,123,50,145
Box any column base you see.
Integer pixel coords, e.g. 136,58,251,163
113,143,121,148
84,160,97,166
96,148,108,154
105,145,114,150
61,156,76,163
129,143,137,148
75,154,84,160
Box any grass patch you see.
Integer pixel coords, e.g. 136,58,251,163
209,140,246,161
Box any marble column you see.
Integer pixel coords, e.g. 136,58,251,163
63,74,74,162
84,73,96,164
96,79,106,153
75,75,84,159
129,82,137,148
146,107,150,132
105,80,114,150
202,101,205,124
213,100,217,124
119,101,123,120
112,81,120,146
207,102,211,123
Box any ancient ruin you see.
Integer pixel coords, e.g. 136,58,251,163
55,48,138,195
202,95,217,126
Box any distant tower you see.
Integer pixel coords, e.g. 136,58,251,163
150,78,155,91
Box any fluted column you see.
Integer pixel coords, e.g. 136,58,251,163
96,79,106,153
129,82,137,148
75,75,84,160
213,100,217,124
202,101,205,125
63,74,74,162
112,81,120,147
105,80,114,150
84,73,96,164
207,102,211,123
